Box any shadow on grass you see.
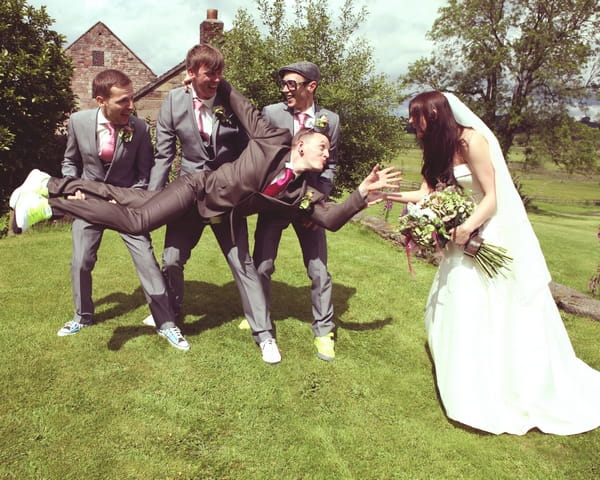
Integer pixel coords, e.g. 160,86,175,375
101,279,391,350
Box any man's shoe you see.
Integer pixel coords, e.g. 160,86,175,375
259,338,281,364
238,318,250,330
57,320,93,337
157,326,190,351
314,332,335,361
13,192,52,232
142,314,156,327
9,169,50,208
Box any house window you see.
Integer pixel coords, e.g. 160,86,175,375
92,51,104,66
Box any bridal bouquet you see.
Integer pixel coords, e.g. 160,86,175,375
398,185,512,278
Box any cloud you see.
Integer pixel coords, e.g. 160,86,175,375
27,0,445,78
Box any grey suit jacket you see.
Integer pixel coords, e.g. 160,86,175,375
149,86,249,190
261,102,340,196
62,109,153,189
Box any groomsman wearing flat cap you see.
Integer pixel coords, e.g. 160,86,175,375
254,61,341,361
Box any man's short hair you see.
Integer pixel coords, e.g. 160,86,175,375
186,44,225,73
92,69,132,99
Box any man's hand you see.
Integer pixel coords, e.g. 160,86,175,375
67,190,86,200
358,165,402,205
66,189,117,204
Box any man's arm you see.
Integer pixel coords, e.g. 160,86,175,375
308,165,401,231
148,93,178,190
317,108,340,195
62,116,83,179
130,117,154,190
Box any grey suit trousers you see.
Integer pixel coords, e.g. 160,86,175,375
160,207,270,339
253,216,334,337
70,218,176,329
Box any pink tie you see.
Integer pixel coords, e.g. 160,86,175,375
262,168,295,197
193,98,210,143
296,112,307,130
100,122,115,163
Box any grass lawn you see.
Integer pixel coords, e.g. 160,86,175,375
0,148,599,479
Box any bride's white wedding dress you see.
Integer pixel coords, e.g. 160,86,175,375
424,161,600,435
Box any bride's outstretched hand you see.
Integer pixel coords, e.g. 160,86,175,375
358,164,402,206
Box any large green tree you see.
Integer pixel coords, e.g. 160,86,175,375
0,0,75,211
217,0,404,196
401,0,599,167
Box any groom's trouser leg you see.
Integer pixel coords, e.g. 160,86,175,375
47,174,204,234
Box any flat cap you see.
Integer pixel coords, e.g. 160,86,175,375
278,61,320,82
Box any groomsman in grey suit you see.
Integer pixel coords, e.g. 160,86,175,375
147,44,273,356
254,62,341,361
55,69,189,350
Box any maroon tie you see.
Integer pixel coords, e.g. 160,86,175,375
262,168,295,197
193,97,210,143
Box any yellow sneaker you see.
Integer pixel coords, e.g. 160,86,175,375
314,332,335,361
13,192,52,232
238,319,250,330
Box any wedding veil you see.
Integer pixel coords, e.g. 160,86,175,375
442,92,551,295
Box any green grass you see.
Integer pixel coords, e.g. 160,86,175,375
0,152,599,478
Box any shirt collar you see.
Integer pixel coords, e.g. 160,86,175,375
193,89,216,110
294,104,316,118
97,108,110,126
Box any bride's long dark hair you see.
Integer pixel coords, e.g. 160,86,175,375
409,91,464,189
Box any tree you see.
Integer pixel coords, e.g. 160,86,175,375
0,0,75,212
401,0,600,159
217,0,404,196
524,114,600,174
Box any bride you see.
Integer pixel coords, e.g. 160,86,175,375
385,91,600,435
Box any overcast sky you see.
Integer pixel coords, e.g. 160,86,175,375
27,0,447,80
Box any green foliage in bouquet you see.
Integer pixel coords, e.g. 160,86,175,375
398,185,513,278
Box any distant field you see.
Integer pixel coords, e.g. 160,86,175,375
389,136,600,216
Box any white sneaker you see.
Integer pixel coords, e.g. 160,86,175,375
259,338,281,364
10,169,50,208
142,314,156,327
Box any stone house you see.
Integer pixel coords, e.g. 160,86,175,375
64,9,224,121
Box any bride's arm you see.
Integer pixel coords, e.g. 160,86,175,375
384,179,431,204
451,131,497,245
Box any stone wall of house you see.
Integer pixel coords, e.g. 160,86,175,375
65,22,156,110
64,9,224,119
134,70,187,121
133,9,225,122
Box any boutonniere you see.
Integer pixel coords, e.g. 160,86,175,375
299,190,315,210
213,105,234,127
305,114,329,134
118,125,134,143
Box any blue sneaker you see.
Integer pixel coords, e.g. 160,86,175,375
157,326,190,351
57,320,93,337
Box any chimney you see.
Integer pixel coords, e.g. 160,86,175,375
200,9,224,44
